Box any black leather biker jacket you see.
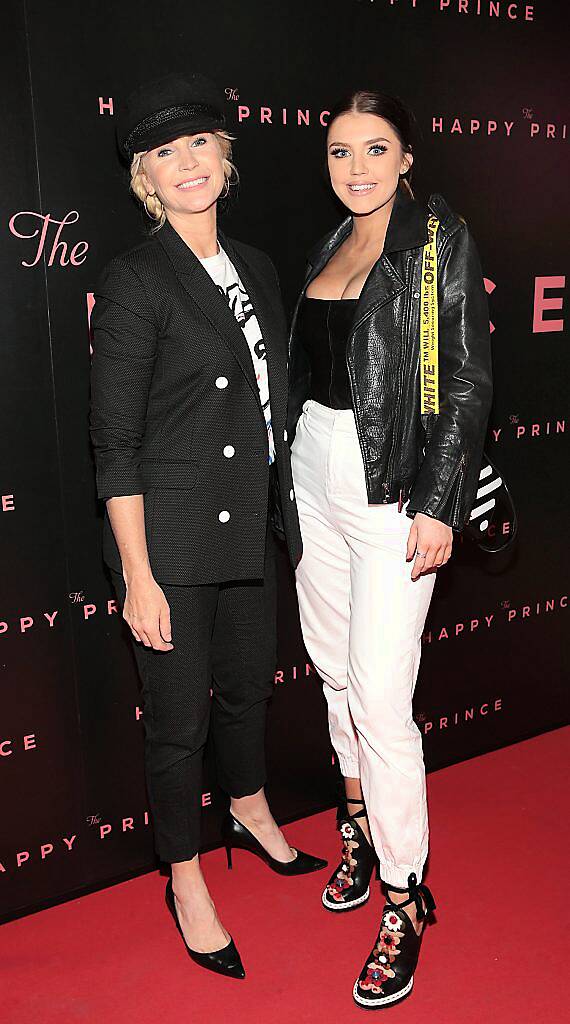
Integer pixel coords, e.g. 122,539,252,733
287,189,493,530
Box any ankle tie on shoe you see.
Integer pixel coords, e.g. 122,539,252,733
337,792,368,826
385,872,436,921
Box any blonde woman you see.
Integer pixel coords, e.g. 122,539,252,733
90,72,325,982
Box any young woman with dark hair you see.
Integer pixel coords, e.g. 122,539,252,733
288,89,492,1008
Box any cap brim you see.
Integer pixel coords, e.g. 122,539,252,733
125,114,226,159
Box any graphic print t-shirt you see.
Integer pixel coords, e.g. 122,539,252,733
200,246,275,465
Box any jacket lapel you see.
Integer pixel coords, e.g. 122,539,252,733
221,233,288,435
302,189,430,334
156,221,260,403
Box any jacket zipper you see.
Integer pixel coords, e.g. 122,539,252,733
384,255,414,502
450,454,467,528
437,452,467,527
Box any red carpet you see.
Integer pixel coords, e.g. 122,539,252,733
1,728,567,1024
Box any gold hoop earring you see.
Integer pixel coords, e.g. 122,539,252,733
143,192,157,219
220,177,230,200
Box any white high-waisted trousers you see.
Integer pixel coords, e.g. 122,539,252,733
291,400,436,888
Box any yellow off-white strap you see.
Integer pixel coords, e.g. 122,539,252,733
420,215,440,415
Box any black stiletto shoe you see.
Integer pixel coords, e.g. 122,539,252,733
222,812,328,876
165,878,245,979
353,872,436,1009
322,796,379,913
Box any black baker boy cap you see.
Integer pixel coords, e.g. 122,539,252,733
117,72,227,162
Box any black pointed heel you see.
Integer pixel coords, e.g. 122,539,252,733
353,872,436,1009
221,812,328,876
165,879,245,979
322,797,379,912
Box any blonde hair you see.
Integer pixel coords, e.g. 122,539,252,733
130,131,238,230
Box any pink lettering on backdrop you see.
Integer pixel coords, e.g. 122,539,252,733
236,105,330,126
438,1,533,16
530,122,567,139
98,97,114,115
533,276,565,332
484,278,496,333
2,494,15,511
9,211,89,268
0,734,38,755
87,292,95,355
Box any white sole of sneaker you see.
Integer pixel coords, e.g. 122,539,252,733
322,885,370,912
352,975,414,1009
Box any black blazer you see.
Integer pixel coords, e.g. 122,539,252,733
90,219,302,585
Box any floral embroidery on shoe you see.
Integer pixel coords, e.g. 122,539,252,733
383,910,403,932
373,928,403,962
326,871,354,902
341,841,359,872
356,881,436,1005
376,929,402,953
359,960,396,994
358,925,404,994
325,821,362,904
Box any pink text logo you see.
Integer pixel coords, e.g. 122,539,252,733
9,210,89,268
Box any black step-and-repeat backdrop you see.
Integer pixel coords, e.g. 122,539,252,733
1,0,568,922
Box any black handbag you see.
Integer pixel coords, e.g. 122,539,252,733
464,453,518,553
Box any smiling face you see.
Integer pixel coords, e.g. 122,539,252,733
140,132,226,216
327,112,413,215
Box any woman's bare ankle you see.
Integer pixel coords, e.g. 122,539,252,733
344,778,374,848
172,857,210,902
230,787,274,830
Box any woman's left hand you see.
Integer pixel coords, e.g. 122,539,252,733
406,512,453,581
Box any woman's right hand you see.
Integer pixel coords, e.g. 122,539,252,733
123,572,174,651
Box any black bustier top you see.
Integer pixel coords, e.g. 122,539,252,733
298,296,357,410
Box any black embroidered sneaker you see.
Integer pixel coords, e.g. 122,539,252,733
353,872,436,1009
322,797,379,912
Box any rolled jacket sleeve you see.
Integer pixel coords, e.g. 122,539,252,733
407,222,493,530
90,258,158,500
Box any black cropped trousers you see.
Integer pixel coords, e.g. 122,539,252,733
113,524,277,864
